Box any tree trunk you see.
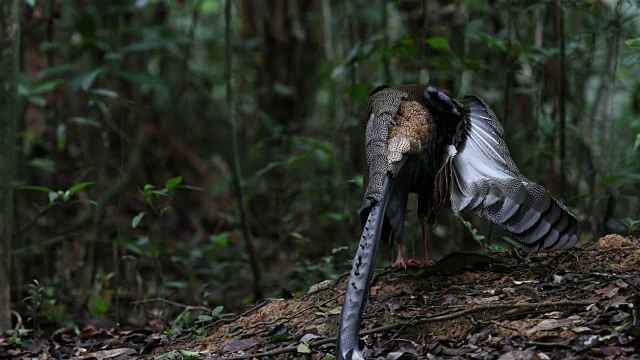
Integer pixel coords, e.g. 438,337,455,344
0,0,19,331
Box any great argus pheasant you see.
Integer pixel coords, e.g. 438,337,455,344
336,84,580,360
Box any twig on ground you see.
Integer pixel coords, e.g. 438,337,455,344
220,299,594,359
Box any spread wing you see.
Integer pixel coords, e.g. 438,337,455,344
447,94,579,251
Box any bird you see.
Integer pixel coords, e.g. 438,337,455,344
336,84,580,360
361,84,459,268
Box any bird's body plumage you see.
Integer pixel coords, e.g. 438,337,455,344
362,84,452,252
337,85,580,360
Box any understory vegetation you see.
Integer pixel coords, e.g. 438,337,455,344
3,0,639,344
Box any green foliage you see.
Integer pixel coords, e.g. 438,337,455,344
455,213,486,245
23,280,44,314
4,328,32,347
301,245,348,283
88,294,108,320
153,349,207,360
8,0,640,336
19,181,96,211
455,214,520,252
620,218,640,234
624,37,640,64
136,176,200,221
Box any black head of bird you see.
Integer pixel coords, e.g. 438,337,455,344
337,84,580,360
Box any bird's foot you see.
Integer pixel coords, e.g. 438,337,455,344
406,259,425,268
390,258,428,268
390,256,409,269
421,257,433,267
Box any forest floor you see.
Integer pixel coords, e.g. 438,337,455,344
2,235,639,359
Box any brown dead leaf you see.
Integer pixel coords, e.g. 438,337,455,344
543,311,561,319
571,326,592,333
526,317,583,334
615,279,629,288
594,285,618,295
78,348,136,359
471,295,501,304
222,339,259,352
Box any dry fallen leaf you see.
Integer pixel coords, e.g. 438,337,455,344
78,348,136,359
572,326,593,333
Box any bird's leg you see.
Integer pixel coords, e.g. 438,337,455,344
393,216,432,268
417,214,432,266
390,241,408,268
392,239,427,269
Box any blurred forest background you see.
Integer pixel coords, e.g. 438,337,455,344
1,0,639,336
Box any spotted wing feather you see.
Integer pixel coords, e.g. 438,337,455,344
448,95,579,251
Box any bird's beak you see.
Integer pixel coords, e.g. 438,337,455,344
337,173,394,360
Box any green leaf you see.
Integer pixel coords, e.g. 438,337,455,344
90,88,119,98
426,36,452,52
344,42,361,65
331,246,348,254
178,350,206,357
152,350,180,360
6,336,21,345
119,37,186,54
347,175,364,188
327,307,342,315
48,192,59,203
625,37,640,49
67,181,95,196
18,185,54,193
165,176,183,191
26,96,47,107
212,177,231,195
273,83,295,97
94,295,108,313
164,281,185,289
69,116,102,128
143,184,156,191
29,158,56,172
178,185,201,192
31,79,65,95
88,295,108,319
197,314,213,322
209,232,230,246
622,53,640,66
132,212,145,228
212,305,224,316
297,342,311,353
56,124,67,150
601,174,625,185
72,68,105,92
36,63,74,78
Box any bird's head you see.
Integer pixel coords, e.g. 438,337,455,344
423,86,461,117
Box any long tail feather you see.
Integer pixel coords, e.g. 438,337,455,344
337,175,393,360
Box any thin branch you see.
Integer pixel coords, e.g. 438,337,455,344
381,0,391,84
557,0,566,194
225,0,263,301
221,299,594,359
